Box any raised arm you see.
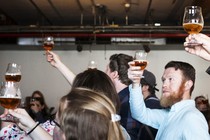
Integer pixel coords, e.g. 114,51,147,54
184,33,210,61
128,61,165,129
46,51,76,85
127,61,151,125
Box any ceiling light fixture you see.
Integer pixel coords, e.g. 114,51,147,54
154,23,161,26
124,3,130,8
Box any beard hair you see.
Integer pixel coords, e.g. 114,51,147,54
160,81,185,108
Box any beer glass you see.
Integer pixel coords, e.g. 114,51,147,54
0,81,21,122
133,51,148,70
88,60,97,70
5,63,21,82
43,36,54,51
183,6,204,46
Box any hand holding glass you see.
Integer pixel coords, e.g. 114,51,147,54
0,81,21,122
183,6,204,46
0,82,21,109
133,51,148,70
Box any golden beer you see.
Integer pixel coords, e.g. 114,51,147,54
0,97,21,109
43,43,54,51
133,60,148,70
5,74,21,82
88,68,97,70
183,23,203,34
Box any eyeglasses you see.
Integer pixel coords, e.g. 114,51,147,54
30,97,42,102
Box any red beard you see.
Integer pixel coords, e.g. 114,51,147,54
160,81,185,108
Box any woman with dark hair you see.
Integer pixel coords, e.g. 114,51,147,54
72,69,120,113
26,90,50,123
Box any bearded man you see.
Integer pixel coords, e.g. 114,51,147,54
128,61,209,140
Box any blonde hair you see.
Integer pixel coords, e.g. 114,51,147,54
57,94,69,120
61,88,125,140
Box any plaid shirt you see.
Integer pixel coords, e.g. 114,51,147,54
118,87,141,140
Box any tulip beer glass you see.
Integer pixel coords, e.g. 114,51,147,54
88,60,97,70
133,51,148,70
183,6,204,46
5,63,21,82
43,36,54,51
0,81,21,110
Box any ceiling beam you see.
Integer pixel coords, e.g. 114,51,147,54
29,0,52,25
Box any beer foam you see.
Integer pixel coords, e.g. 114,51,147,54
5,73,21,75
0,96,21,99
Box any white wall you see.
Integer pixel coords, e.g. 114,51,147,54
0,48,210,110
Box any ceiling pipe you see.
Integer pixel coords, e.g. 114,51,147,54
0,26,210,38
0,33,189,38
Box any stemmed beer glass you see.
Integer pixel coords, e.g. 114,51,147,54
5,63,21,82
88,60,97,70
1,62,22,121
43,36,54,52
133,50,148,70
183,6,204,46
0,81,21,121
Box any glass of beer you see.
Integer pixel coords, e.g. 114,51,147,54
133,50,148,70
88,60,97,70
43,36,54,51
5,63,21,82
0,81,21,122
183,6,204,46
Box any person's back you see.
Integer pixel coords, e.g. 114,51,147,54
106,53,140,140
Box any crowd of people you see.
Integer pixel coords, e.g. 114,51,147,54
0,33,210,140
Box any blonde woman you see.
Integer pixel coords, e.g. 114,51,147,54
60,88,125,140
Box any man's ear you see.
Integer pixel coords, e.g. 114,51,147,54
112,70,119,79
185,80,193,90
144,85,149,90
